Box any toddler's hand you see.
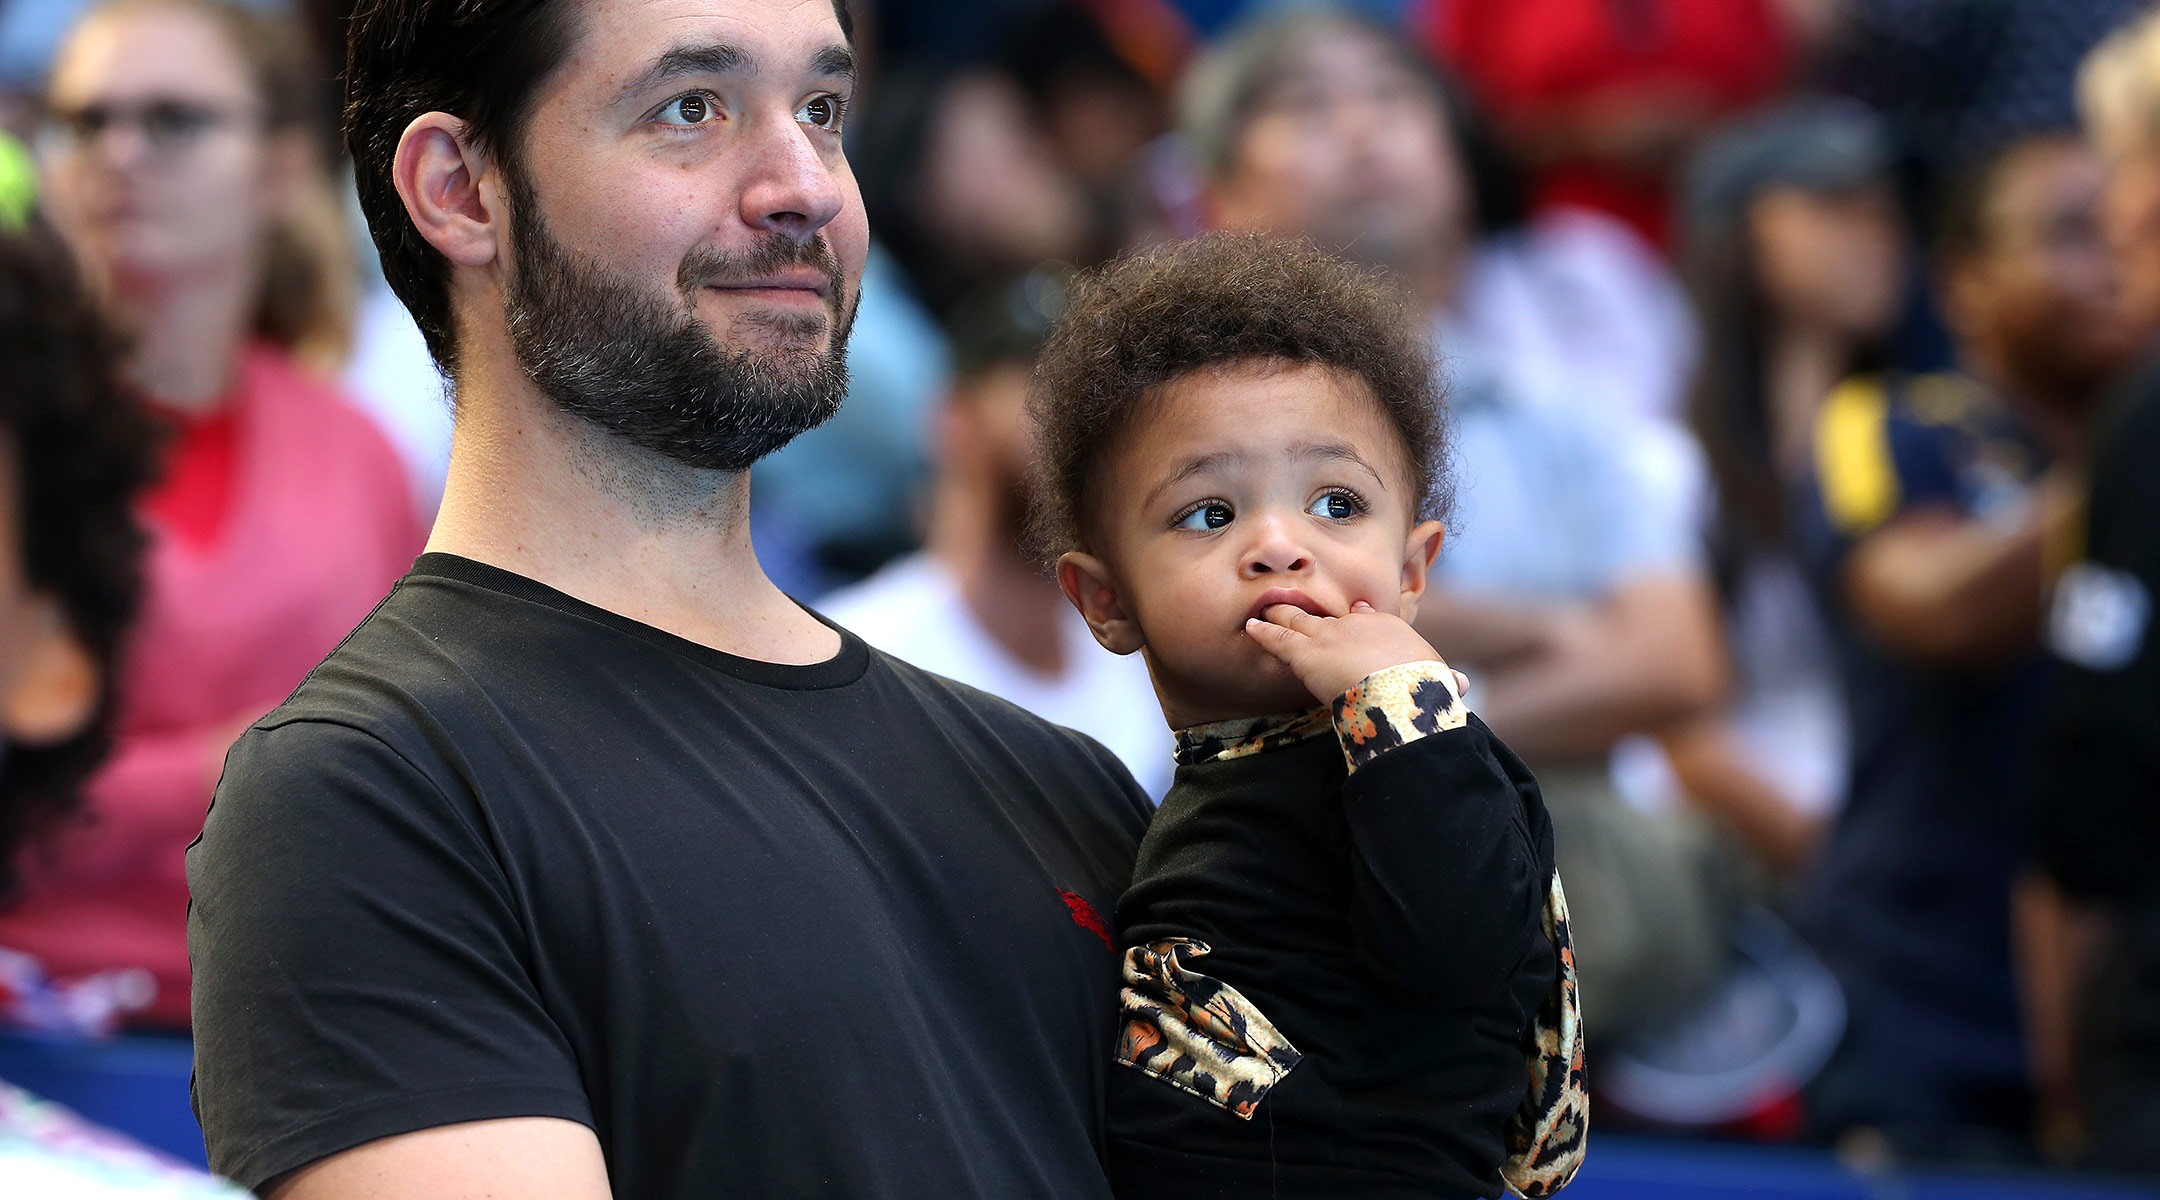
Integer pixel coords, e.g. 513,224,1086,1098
1246,601,1467,704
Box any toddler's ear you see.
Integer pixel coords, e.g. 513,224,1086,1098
1395,521,1446,623
1057,552,1145,655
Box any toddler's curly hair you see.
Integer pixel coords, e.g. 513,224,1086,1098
1027,232,1449,559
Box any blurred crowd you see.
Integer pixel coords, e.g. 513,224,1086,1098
0,0,2158,1184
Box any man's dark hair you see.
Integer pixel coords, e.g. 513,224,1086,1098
1027,232,1448,557
343,0,854,375
0,227,158,893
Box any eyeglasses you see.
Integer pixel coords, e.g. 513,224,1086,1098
37,99,257,161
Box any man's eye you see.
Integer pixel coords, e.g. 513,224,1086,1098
798,94,846,131
1308,491,1361,520
656,93,718,126
1174,503,1234,531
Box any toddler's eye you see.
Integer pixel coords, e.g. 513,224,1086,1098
1308,491,1362,520
1174,502,1234,531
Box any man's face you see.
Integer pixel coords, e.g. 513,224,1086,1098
1949,136,2144,410
1209,29,1467,271
497,0,870,469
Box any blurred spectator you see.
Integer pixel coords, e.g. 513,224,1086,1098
1419,0,1792,253
1794,128,2145,1153
1179,4,1732,1044
856,65,1100,320
2014,12,2160,1171
1822,0,2151,219
817,271,1172,797
1407,0,1728,424
0,210,238,1192
1650,97,1909,875
0,0,426,1028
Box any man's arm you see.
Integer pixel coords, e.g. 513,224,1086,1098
266,1118,611,1200
1840,469,2078,667
1457,572,1728,764
191,720,594,1191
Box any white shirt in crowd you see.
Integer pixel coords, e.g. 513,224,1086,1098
818,555,1174,800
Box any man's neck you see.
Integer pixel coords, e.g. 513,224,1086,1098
924,476,1068,675
428,356,840,667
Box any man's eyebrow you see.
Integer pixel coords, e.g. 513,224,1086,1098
1144,450,1241,510
613,42,856,109
810,44,858,85
1291,440,1388,487
613,42,748,107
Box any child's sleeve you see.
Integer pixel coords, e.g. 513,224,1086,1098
1329,661,1550,1008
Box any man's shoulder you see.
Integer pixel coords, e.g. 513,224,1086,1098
865,648,1150,817
868,645,1107,753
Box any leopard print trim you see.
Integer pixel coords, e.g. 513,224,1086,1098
1504,871,1588,1197
1116,938,1303,1120
1331,660,1468,774
1173,708,1333,766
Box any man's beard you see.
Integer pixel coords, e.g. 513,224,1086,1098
501,173,856,472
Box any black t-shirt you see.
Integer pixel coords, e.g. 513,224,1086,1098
186,553,1151,1197
1106,705,1556,1199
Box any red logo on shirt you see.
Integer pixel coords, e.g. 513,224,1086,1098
1060,890,1112,949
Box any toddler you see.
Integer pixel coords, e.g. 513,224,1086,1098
1029,235,1586,1198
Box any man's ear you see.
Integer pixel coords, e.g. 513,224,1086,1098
1395,520,1446,624
1057,551,1145,655
2,596,97,746
393,112,502,270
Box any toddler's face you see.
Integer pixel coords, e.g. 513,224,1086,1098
1060,359,1441,727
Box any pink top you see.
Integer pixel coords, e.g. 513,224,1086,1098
0,343,429,1027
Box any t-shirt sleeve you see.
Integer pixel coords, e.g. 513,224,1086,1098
186,717,591,1191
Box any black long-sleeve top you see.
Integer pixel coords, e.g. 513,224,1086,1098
1105,662,1583,1199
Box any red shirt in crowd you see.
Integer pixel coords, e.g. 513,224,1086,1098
1420,0,1790,250
0,342,428,1027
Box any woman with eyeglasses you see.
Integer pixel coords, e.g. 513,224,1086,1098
0,0,426,1031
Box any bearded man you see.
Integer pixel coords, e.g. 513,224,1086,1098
183,2,1150,1197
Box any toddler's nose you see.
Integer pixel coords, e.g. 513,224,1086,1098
1241,516,1313,577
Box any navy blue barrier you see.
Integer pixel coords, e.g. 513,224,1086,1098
1573,1134,2160,1200
0,1028,205,1169
4,1031,2159,1200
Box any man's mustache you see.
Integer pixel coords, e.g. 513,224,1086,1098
677,237,846,312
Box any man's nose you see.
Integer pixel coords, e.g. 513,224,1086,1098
1241,514,1314,577
737,116,846,242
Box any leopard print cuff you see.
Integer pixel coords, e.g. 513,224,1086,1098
1330,660,1468,774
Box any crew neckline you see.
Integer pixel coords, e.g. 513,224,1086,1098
409,551,871,691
